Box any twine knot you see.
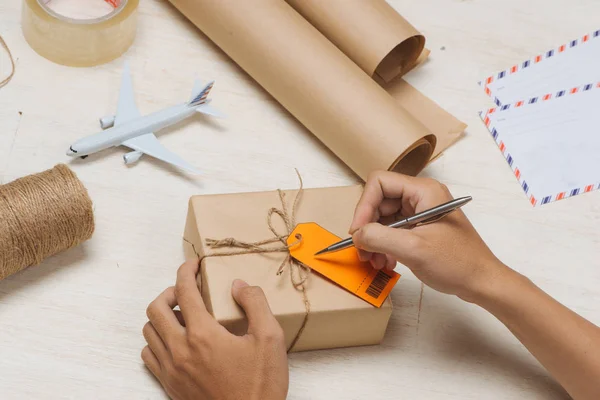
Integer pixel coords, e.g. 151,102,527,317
199,171,310,351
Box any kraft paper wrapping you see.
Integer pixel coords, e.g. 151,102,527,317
282,1,465,159
285,0,425,83
168,0,436,179
385,78,467,159
183,185,393,352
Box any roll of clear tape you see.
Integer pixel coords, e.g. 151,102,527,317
22,0,138,67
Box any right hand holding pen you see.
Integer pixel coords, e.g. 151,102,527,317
351,172,600,400
350,171,508,302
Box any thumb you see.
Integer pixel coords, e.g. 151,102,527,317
231,279,280,336
353,223,422,267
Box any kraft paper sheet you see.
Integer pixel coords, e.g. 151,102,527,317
286,0,424,83
385,77,466,159
168,0,464,178
283,0,465,159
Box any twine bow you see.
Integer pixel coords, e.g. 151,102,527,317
199,172,311,352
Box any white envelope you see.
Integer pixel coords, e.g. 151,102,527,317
480,29,600,106
480,85,600,206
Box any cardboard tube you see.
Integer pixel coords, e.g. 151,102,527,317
167,0,435,179
286,0,425,83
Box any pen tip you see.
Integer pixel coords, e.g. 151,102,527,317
314,249,327,256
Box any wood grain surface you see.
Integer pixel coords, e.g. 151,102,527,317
0,0,599,398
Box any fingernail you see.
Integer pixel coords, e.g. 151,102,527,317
232,279,249,292
351,228,362,243
372,257,386,270
370,260,381,270
357,250,371,262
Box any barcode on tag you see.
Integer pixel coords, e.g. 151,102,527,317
366,270,392,299
288,222,401,307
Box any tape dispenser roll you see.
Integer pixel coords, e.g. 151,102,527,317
22,0,138,67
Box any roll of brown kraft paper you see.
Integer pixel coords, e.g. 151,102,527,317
167,0,436,179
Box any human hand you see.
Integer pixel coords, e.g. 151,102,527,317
142,260,288,400
350,171,508,302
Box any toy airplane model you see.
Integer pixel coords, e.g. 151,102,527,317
66,63,222,173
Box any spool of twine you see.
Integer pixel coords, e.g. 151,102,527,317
0,164,94,280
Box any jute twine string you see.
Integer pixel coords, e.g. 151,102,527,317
0,164,94,280
0,35,15,89
200,172,311,352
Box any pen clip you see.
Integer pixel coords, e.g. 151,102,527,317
411,209,454,227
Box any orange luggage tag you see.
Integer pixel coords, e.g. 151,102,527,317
287,222,400,307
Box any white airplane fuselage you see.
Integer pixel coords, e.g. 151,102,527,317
67,103,197,157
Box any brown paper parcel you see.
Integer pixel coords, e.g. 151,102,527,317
183,185,393,352
168,0,435,179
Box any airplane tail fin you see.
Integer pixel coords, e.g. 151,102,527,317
189,80,214,107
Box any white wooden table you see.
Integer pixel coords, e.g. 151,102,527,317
1,1,599,398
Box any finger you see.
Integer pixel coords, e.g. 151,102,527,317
378,198,403,217
400,196,417,217
143,322,169,362
357,249,372,262
370,253,387,270
175,260,212,329
141,346,161,379
350,171,423,233
146,287,184,346
379,214,398,226
173,309,186,327
231,280,280,337
353,223,423,267
385,254,397,271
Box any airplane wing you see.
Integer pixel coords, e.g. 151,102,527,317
114,62,141,126
122,133,200,174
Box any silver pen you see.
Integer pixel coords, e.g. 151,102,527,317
314,196,473,256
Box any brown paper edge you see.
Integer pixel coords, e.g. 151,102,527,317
374,35,426,83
